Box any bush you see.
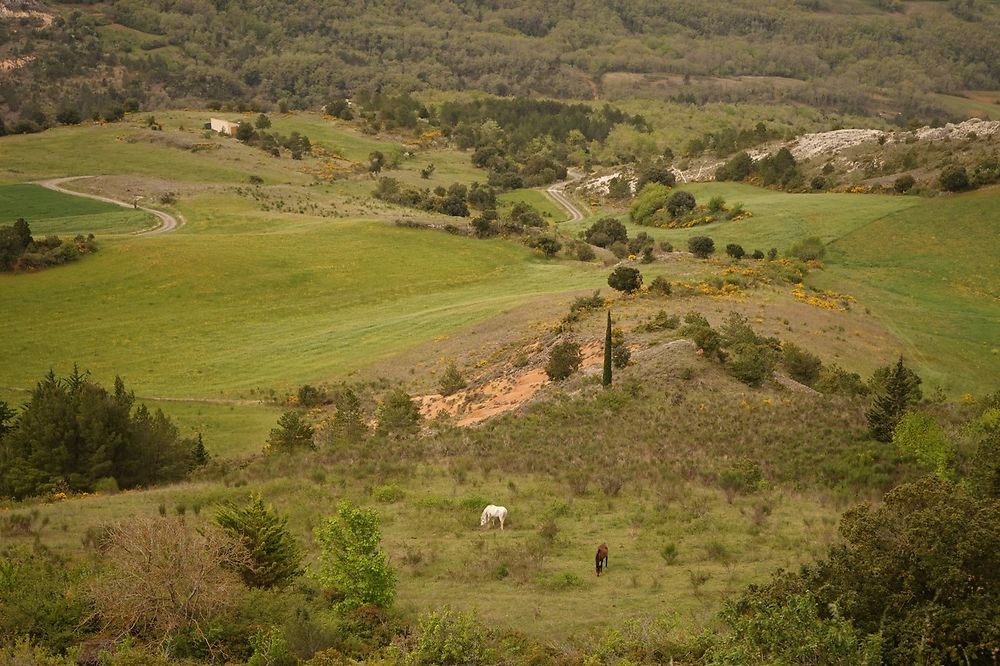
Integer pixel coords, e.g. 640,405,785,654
438,362,466,396
637,310,680,332
0,547,92,653
815,364,868,397
893,174,915,193
726,342,776,387
648,275,672,296
406,608,489,665
313,500,396,613
938,164,970,192
787,236,826,262
665,190,696,218
688,236,715,258
525,235,561,257
611,329,630,368
681,312,722,359
372,484,406,503
546,341,582,381
725,243,745,260
267,411,315,451
719,459,764,499
782,342,823,386
583,217,628,248
89,517,249,649
715,151,753,181
629,183,672,225
574,243,596,261
215,492,303,589
607,266,643,294
751,249,765,260
297,384,327,407
376,388,421,437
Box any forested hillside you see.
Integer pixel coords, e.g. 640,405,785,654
3,0,1000,128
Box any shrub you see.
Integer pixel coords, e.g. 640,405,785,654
648,275,672,296
782,342,823,386
938,164,970,192
629,183,672,225
567,290,605,319
788,236,826,262
525,235,561,257
810,175,826,190
751,249,765,260
89,517,249,648
815,364,868,397
546,341,582,381
680,312,721,358
611,328,630,368
297,384,327,407
892,412,953,477
726,343,776,387
660,543,678,565
893,174,915,193
248,627,295,666
707,195,726,212
637,310,680,332
665,190,696,218
313,500,395,613
376,388,421,437
94,476,120,495
215,492,303,589
406,608,489,665
725,243,745,260
608,240,629,258
719,459,764,500
635,159,676,189
715,151,753,181
0,547,92,653
607,266,643,294
438,362,466,396
372,484,406,503
688,236,715,258
331,388,367,443
583,217,628,248
626,231,654,255
267,411,315,451
574,243,596,261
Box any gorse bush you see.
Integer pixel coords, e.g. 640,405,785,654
688,236,715,258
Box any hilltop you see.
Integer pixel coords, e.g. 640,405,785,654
3,0,1000,131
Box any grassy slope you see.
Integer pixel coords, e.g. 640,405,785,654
816,186,1000,393
562,183,1000,394
0,184,154,235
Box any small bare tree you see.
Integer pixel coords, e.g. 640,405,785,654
89,516,251,655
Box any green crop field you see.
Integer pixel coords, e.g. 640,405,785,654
0,183,154,235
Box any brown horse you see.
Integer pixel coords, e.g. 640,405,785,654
595,543,609,576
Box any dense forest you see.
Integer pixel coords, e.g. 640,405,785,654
3,0,1000,127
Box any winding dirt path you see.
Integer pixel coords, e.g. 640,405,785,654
33,176,184,236
545,172,587,222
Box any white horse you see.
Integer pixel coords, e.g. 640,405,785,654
480,504,508,530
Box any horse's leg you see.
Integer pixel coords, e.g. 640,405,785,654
499,515,504,531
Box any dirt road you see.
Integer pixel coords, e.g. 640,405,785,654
34,176,184,236
545,173,587,222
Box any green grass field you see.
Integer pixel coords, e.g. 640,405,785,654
0,184,154,235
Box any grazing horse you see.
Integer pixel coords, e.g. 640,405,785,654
480,504,508,530
595,543,609,576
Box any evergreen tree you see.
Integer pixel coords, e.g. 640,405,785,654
603,311,613,388
190,433,209,469
266,411,316,451
332,388,367,443
866,357,922,442
216,492,302,589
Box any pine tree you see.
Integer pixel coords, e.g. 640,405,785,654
190,433,209,469
603,310,613,388
866,357,922,442
216,492,302,589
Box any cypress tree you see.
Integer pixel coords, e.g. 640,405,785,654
603,310,613,387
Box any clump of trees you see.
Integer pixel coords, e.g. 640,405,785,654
0,219,97,272
716,147,803,189
374,178,497,218
235,124,313,159
0,369,206,500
